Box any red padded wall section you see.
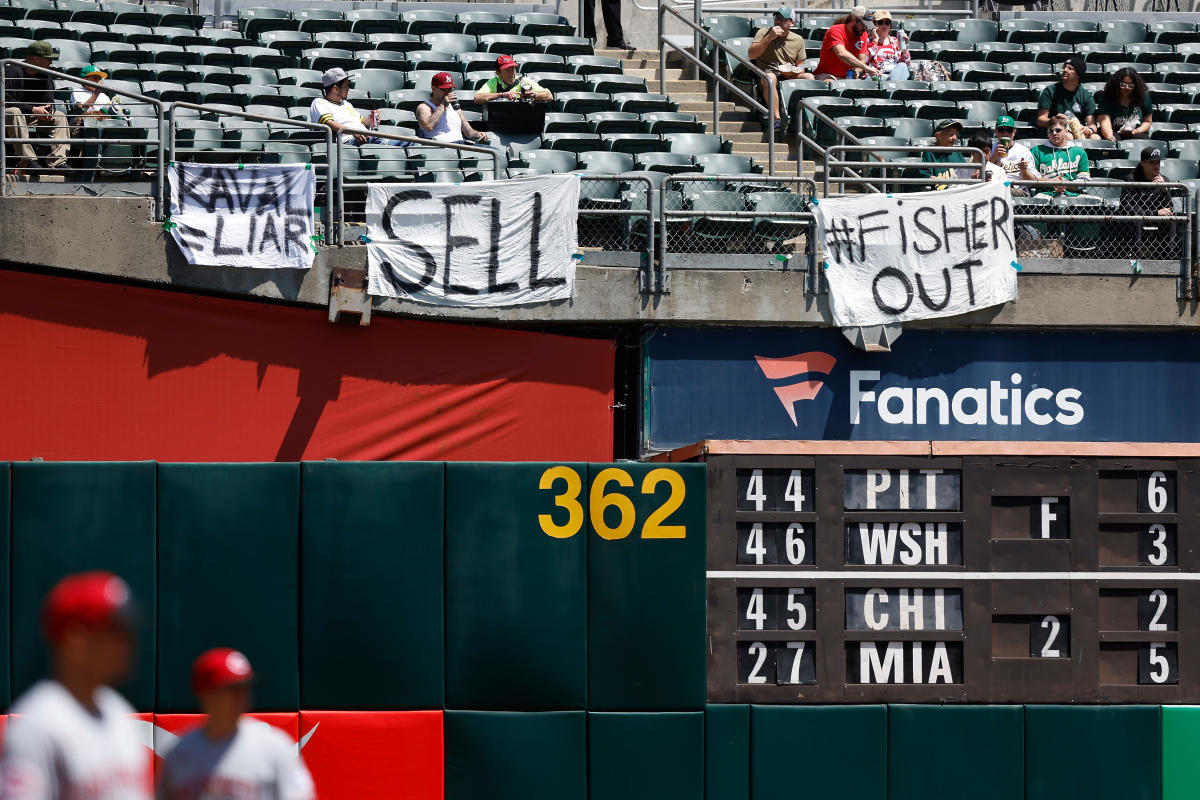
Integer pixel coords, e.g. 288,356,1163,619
299,711,443,800
0,270,614,462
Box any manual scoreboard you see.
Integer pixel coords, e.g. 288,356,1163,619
702,451,1198,703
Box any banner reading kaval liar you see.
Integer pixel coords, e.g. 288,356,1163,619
366,174,580,307
167,163,316,270
815,180,1018,328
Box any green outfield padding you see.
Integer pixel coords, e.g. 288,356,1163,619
157,463,299,712
589,712,704,800
587,463,706,710
444,463,587,710
706,705,750,800
445,710,586,800
1163,706,1200,800
752,705,887,800
10,462,155,709
0,464,9,710
1025,705,1161,800
300,462,444,709
889,705,1023,800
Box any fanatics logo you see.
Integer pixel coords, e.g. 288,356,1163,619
754,351,837,426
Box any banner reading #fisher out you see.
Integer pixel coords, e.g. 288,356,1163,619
366,174,579,307
815,180,1018,327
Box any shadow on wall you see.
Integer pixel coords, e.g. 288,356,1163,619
0,268,615,462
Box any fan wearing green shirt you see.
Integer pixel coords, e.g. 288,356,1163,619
1020,113,1091,196
473,55,553,103
1036,56,1099,140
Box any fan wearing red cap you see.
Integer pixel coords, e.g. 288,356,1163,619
0,571,151,800
474,55,552,104
157,648,315,800
415,72,490,147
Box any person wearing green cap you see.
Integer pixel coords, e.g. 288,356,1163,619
988,114,1033,183
68,65,126,142
916,119,968,188
3,40,70,172
748,6,813,129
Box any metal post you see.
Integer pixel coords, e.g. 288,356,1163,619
1,70,7,196
767,90,775,175
332,132,341,247
693,0,703,81
154,101,165,219
656,179,668,291
658,5,667,96
1182,188,1193,299
711,40,720,138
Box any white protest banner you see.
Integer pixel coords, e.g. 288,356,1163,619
366,174,579,307
815,180,1018,327
167,163,316,270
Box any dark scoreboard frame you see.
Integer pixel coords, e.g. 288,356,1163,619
690,443,1200,704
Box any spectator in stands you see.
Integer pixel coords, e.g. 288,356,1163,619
1097,67,1154,143
916,119,966,189
418,72,490,147
1117,145,1176,256
1036,56,1099,140
748,6,813,130
1022,113,1091,194
309,67,375,145
967,132,1005,182
813,6,880,81
582,0,631,50
865,10,910,82
988,115,1033,182
68,65,127,140
3,40,70,174
473,55,552,103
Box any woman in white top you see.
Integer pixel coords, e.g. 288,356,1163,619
865,10,911,82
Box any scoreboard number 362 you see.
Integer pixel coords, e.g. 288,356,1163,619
536,466,689,540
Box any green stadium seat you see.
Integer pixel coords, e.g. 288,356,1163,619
1007,61,1054,81
748,190,807,243
614,92,675,114
979,80,1030,103
25,4,70,24
406,70,462,91
39,37,88,62
634,152,693,173
1002,20,1049,44
686,190,750,240
423,32,477,54
1102,20,1148,45
458,50,498,72
905,99,958,119
192,28,251,46
70,7,116,25
465,69,494,89
1168,139,1200,159
513,12,572,38
1005,101,1039,123
364,32,422,54
1021,43,1071,64
1146,82,1185,104
1151,22,1197,46
1051,21,1103,45
829,78,883,101
924,39,969,61
952,62,1004,83
519,148,577,171
641,111,704,135
481,33,538,55
522,71,582,92
977,40,1025,63
577,149,634,172
952,19,998,43
239,8,297,40
241,46,295,71
355,49,406,70
586,111,641,134
666,132,727,154
539,35,593,58
406,49,457,71
294,8,344,23
0,6,24,23
261,141,312,163
1150,120,1191,140
1079,42,1128,65
346,9,402,36
402,9,457,37
587,74,646,95
832,115,888,139
349,68,408,97
1181,81,1200,102
1159,157,1198,180
113,12,160,28
303,47,356,72
457,12,515,37
541,111,587,132
956,99,1006,121
903,18,950,38
603,132,663,155
702,15,754,66
541,131,601,152
856,97,904,117
1160,103,1200,123
551,91,611,115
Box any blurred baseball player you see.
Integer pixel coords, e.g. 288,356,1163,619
156,648,315,800
0,570,151,800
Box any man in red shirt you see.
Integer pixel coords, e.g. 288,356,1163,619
814,6,880,81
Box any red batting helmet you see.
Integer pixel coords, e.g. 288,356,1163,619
192,648,255,695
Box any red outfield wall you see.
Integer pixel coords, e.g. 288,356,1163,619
0,270,614,462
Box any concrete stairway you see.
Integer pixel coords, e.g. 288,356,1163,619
602,48,808,177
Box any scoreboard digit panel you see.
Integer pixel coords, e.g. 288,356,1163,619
705,453,1200,704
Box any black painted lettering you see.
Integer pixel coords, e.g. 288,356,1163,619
912,207,941,255
990,196,1013,250
282,170,306,215
940,204,969,254
443,195,481,295
897,213,909,255
283,214,307,257
857,209,889,262
212,215,243,256
952,259,982,305
207,168,236,214
381,189,433,239
915,268,951,310
969,199,989,252
529,192,565,290
258,215,280,253
487,197,518,293
872,267,914,315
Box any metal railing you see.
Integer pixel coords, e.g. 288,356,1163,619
1,59,167,212
824,144,989,194
793,97,875,188
658,2,777,173
660,174,817,275
642,0,979,15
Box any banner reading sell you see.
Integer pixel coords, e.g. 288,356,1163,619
366,174,579,307
815,180,1018,327
167,163,316,270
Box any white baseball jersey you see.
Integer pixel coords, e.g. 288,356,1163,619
156,719,315,800
0,679,151,800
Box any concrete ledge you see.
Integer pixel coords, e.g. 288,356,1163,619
1,195,1197,328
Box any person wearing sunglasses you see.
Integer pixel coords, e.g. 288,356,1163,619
1097,67,1154,142
1023,113,1091,195
865,10,911,82
1036,56,1100,140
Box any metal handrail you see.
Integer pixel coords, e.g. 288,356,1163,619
793,96,878,190
1,58,167,213
165,101,335,236
824,144,989,194
659,2,777,174
642,0,978,14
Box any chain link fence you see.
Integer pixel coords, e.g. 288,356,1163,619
661,174,817,270
1009,179,1192,266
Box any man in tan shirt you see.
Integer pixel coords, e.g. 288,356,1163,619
747,5,813,129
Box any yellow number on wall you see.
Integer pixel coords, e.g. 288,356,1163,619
640,468,687,538
590,467,636,540
538,465,584,539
